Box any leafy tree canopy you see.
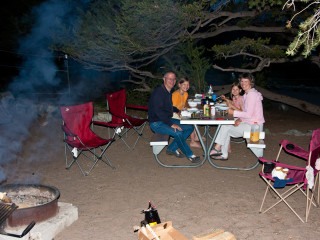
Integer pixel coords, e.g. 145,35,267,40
51,0,320,116
54,0,317,76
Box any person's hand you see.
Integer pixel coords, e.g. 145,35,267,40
227,101,234,108
234,118,242,127
171,124,182,132
221,95,226,100
228,108,234,115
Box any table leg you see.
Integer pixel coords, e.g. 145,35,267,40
153,124,207,168
207,125,259,170
194,124,207,161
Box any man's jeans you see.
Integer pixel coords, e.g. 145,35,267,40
150,118,194,157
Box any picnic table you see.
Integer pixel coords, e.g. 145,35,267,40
180,112,235,168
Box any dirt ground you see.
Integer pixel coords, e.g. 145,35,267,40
2,107,320,240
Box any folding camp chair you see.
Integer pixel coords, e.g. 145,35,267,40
258,128,320,222
60,102,115,176
93,89,148,149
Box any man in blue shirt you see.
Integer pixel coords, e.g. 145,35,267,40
148,72,200,163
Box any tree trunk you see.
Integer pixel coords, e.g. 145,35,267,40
214,85,320,116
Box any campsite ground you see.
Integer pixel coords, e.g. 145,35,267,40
3,106,320,240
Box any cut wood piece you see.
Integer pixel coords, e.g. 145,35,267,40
210,232,236,240
192,229,225,240
192,229,236,240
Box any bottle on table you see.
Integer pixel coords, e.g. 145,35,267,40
203,103,210,117
250,122,260,142
207,84,214,96
210,102,215,117
201,94,206,106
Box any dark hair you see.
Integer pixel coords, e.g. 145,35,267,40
178,77,189,84
230,82,242,99
239,73,255,87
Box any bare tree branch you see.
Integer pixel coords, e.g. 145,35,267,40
212,55,306,73
214,84,320,116
193,26,287,39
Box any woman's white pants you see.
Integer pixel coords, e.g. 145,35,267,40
215,123,263,158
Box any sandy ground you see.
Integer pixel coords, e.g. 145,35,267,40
2,107,320,240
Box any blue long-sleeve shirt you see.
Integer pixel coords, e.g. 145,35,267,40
148,84,179,126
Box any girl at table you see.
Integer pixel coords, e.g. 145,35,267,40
221,82,243,153
209,73,265,160
221,82,243,111
172,77,202,148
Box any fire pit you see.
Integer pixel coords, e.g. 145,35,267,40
0,184,60,227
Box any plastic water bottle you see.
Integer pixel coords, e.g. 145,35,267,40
250,122,260,142
207,84,214,96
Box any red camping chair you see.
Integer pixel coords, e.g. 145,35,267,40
60,102,115,176
258,128,320,222
94,89,148,149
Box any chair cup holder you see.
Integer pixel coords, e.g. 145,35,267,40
263,162,275,173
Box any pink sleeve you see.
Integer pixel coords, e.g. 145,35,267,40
234,93,256,119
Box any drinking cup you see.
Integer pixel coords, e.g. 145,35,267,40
221,110,227,116
263,162,275,173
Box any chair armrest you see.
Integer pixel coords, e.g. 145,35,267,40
280,139,309,160
259,157,275,164
126,105,148,111
108,109,126,119
61,125,76,137
92,120,104,125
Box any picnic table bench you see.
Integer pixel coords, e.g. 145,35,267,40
150,132,170,157
243,131,266,158
149,131,266,170
241,131,266,170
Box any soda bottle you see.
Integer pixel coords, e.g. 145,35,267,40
250,122,260,142
210,103,215,117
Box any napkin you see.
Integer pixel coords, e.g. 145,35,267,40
273,177,293,188
181,111,191,117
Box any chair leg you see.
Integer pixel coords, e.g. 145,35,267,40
111,127,131,149
74,157,88,176
65,144,79,170
305,175,320,222
260,177,305,222
132,122,148,149
99,143,116,170
64,141,115,176
306,185,310,222
316,173,320,205
84,141,116,175
318,174,320,202
259,179,271,213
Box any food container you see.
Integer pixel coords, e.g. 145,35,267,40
188,101,197,107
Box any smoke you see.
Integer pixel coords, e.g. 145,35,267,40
0,0,90,182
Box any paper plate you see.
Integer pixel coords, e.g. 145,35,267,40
215,103,227,107
218,106,229,110
187,108,199,112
